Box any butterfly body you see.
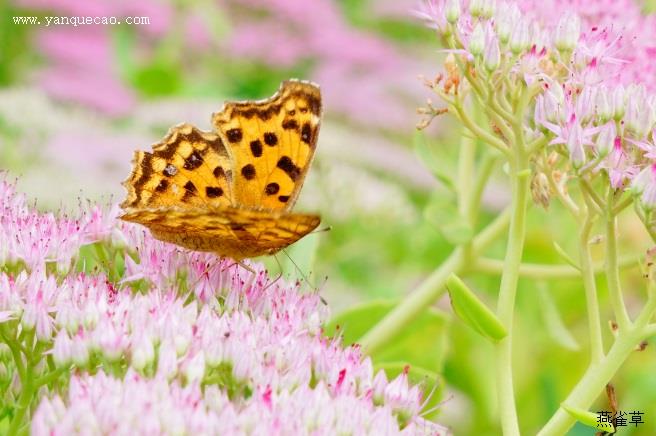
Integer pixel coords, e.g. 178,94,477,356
120,80,322,260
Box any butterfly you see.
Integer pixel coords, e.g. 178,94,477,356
120,80,322,260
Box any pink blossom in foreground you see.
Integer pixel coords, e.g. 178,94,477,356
0,180,446,434
33,370,442,435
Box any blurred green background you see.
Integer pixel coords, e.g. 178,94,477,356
1,0,655,434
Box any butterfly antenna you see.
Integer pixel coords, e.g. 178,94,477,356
263,254,284,291
310,225,332,235
280,249,317,290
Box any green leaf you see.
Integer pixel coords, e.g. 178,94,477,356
538,285,580,351
562,403,613,432
552,242,580,271
424,194,473,245
446,274,507,341
413,131,455,191
326,299,449,371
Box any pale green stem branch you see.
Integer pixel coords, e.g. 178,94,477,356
468,155,498,223
458,135,476,216
495,162,530,436
360,208,512,354
605,201,632,331
577,199,604,364
452,103,510,156
527,134,548,154
474,255,638,279
359,249,464,354
537,327,643,436
644,323,656,338
612,193,634,215
579,179,604,215
545,166,579,217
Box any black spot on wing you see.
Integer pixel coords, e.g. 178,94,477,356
213,166,225,178
282,119,299,130
250,139,263,157
206,187,223,198
241,164,256,180
264,132,278,146
265,183,280,195
131,152,153,206
278,195,290,203
182,181,197,201
155,179,168,192
301,122,313,144
277,156,301,181
183,150,203,170
184,181,196,193
226,128,243,143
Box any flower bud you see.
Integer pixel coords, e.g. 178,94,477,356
53,331,73,367
631,165,656,210
469,23,485,56
595,86,613,122
484,32,501,71
554,13,580,52
71,336,89,367
531,172,551,209
445,0,461,24
625,88,654,138
184,352,206,384
510,19,530,54
576,86,597,124
469,0,483,17
132,334,155,371
595,122,617,157
567,123,586,169
496,3,520,44
83,303,99,330
612,85,626,120
372,370,388,406
481,0,495,19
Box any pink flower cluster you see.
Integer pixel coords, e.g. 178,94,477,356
0,179,446,434
0,179,117,273
518,0,656,91
418,1,656,208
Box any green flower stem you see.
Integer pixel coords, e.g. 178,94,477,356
7,347,34,436
537,327,644,436
578,200,604,364
495,160,530,436
468,155,498,224
360,207,512,354
473,255,639,279
644,323,656,338
360,249,464,354
452,102,510,156
458,135,476,217
0,325,25,381
605,198,631,331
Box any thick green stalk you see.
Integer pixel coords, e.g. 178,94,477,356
8,355,34,436
578,205,604,364
605,208,631,330
495,160,530,436
474,256,638,279
537,327,643,435
360,249,465,354
360,208,512,354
